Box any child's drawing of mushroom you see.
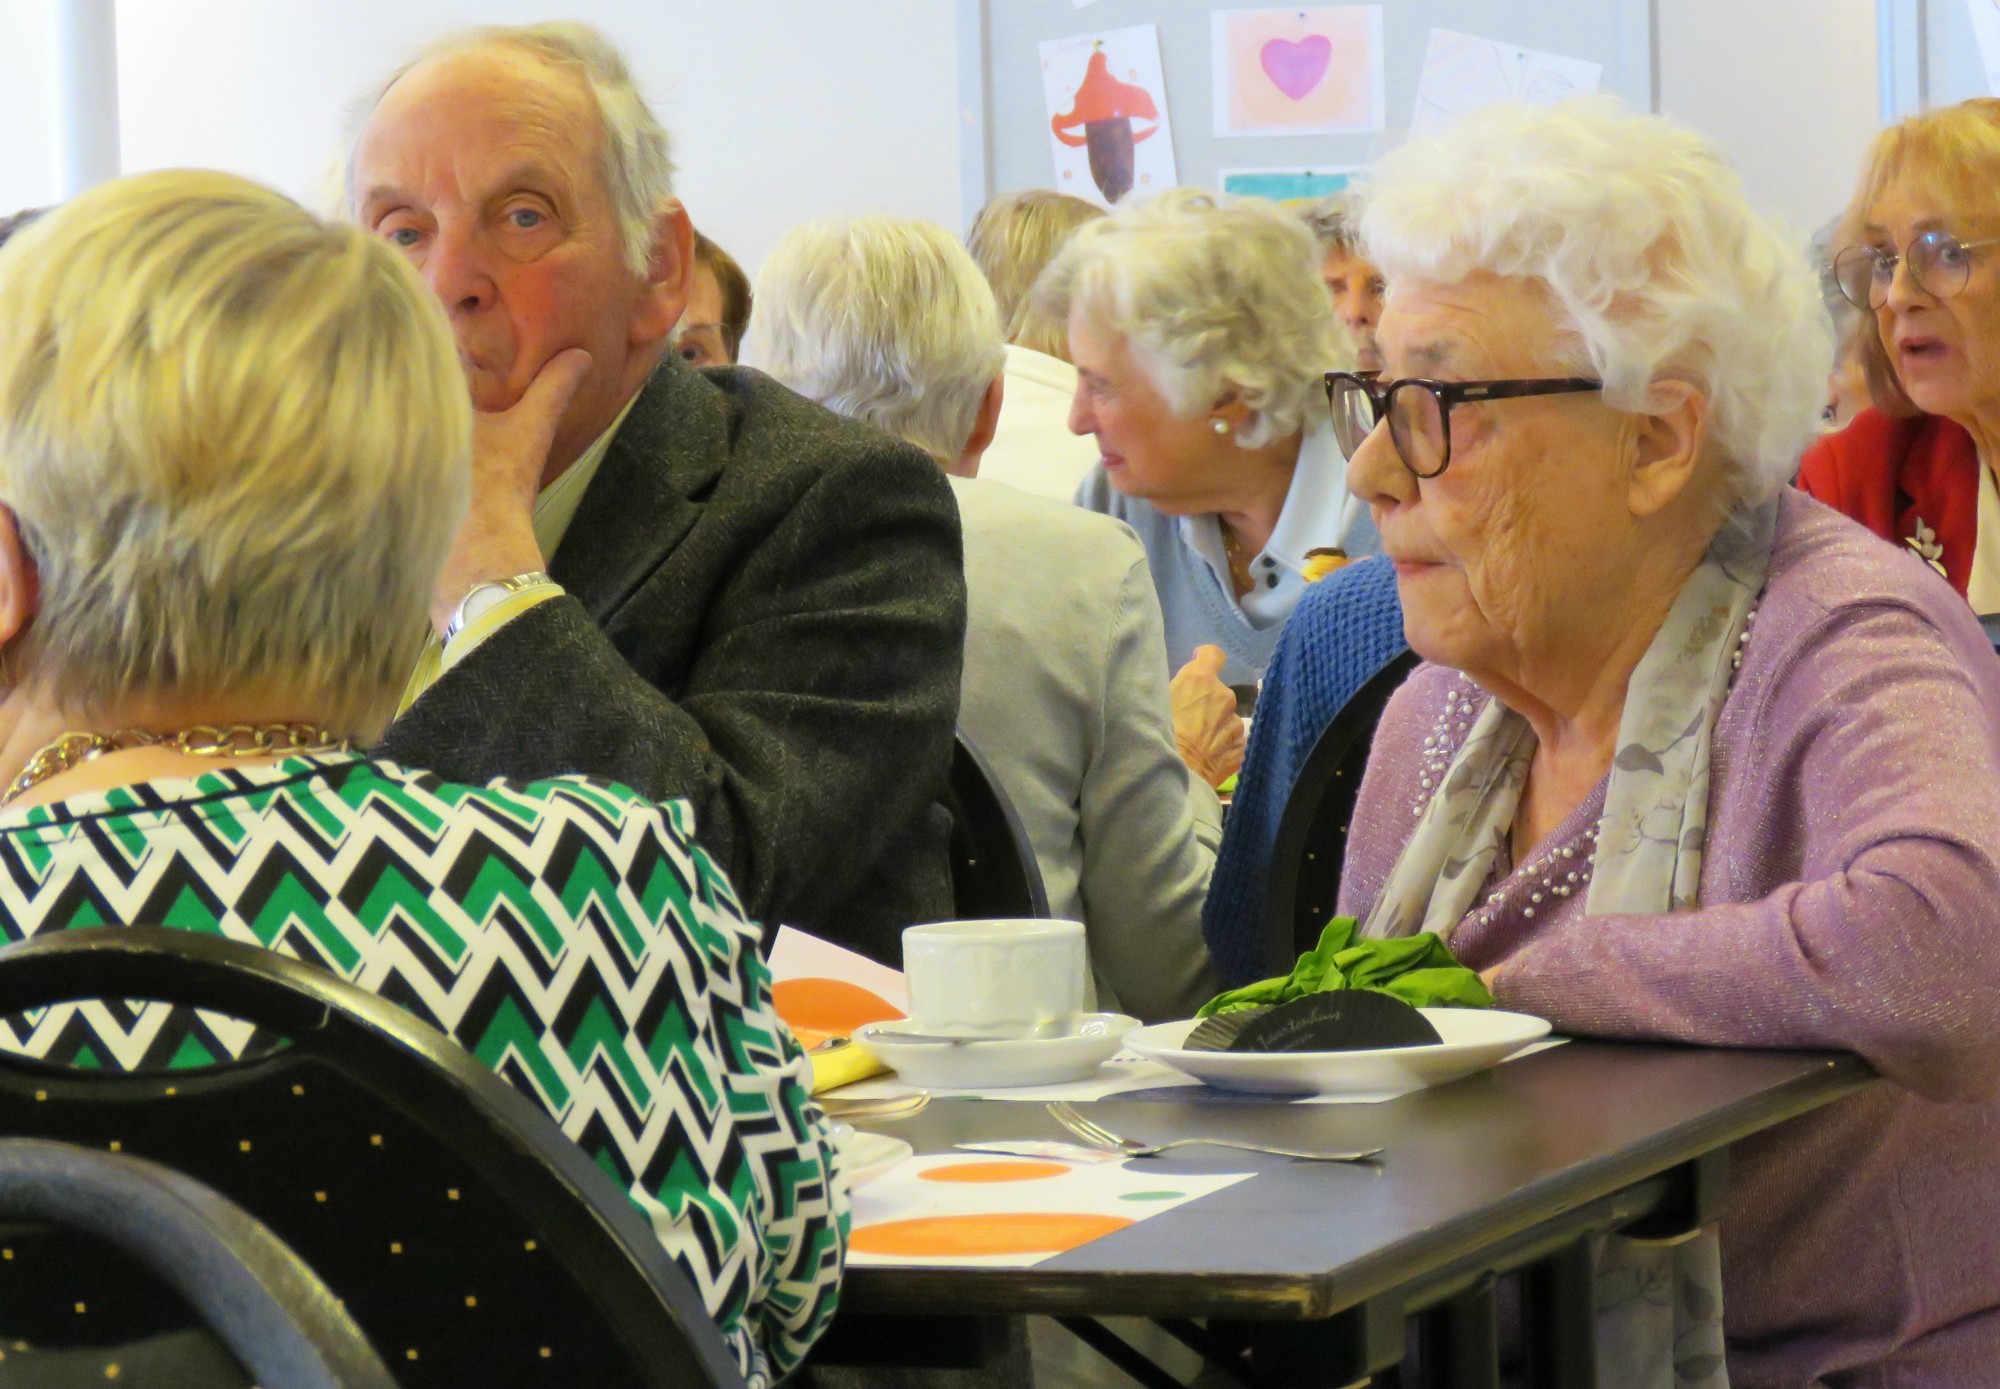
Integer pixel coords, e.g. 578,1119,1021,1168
1050,44,1159,204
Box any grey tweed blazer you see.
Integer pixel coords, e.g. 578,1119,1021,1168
379,356,967,961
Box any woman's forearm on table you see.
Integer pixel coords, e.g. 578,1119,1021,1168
1494,838,2000,1101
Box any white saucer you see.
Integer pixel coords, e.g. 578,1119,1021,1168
854,1013,1140,1089
827,1122,915,1188
1124,1008,1552,1096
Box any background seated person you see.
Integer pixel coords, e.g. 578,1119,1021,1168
0,170,840,1388
1341,97,2000,1383
754,213,1221,1022
1800,99,2000,606
673,229,751,367
1038,189,1383,686
964,188,1105,502
1200,555,1408,987
351,22,965,960
1298,192,1387,375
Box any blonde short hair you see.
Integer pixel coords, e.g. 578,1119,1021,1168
0,169,470,735
1033,188,1339,448
754,215,1004,466
966,189,1103,360
1835,99,2000,418
1359,97,1829,511
346,21,674,277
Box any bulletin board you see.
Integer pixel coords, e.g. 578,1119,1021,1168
976,0,1655,212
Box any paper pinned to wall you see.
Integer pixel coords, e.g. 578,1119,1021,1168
1968,0,2000,94
1220,167,1362,203
1212,6,1385,137
1041,24,1178,207
1409,28,1603,138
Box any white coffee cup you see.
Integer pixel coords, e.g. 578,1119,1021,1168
901,919,1088,1039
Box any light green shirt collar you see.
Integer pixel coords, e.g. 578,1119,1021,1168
531,389,642,561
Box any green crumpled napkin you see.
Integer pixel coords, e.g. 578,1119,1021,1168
1197,916,1494,1017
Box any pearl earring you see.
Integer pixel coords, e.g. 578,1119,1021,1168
1211,417,1230,435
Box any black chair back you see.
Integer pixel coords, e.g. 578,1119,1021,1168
0,928,746,1389
944,731,1050,918
0,1138,395,1388
1261,651,1422,975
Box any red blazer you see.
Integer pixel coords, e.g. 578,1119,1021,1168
1797,408,1980,596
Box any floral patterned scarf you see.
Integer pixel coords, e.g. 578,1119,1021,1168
1360,501,1778,1389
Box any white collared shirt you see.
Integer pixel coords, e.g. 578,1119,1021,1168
978,345,1104,503
1176,415,1380,627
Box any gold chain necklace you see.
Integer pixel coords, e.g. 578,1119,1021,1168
1,724,349,808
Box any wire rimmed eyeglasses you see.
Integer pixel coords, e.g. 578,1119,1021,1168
1324,371,1603,479
1833,231,2000,311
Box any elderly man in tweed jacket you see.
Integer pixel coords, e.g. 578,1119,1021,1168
351,22,964,959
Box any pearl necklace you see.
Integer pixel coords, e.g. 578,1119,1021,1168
1414,607,1760,930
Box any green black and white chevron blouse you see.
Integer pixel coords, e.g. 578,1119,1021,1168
0,753,845,1387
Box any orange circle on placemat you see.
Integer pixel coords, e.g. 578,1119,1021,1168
851,1213,1133,1258
771,978,903,1034
919,1162,1069,1184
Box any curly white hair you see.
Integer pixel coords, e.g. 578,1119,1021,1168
1032,187,1340,448
1357,96,1830,511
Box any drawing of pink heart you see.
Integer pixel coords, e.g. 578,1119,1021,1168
1260,35,1332,101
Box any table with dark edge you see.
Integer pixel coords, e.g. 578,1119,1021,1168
819,1039,1877,1388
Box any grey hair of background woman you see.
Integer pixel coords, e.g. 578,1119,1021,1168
1032,187,1341,449
340,21,673,277
1297,191,1359,256
1357,97,1830,512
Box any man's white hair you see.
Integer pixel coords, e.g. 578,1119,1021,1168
1357,97,1830,510
343,21,673,276
1031,187,1339,448
753,215,1005,467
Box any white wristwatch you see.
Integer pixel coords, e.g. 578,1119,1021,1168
443,571,551,644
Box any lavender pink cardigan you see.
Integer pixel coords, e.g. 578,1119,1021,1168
1339,493,2000,1388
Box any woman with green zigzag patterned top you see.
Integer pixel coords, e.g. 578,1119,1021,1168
0,169,843,1387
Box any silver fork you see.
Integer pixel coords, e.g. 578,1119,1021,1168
1046,1101,1382,1164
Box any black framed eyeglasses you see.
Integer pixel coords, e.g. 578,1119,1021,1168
1833,230,2000,310
1324,371,1603,479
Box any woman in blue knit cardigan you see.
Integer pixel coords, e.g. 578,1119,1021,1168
1201,555,1410,985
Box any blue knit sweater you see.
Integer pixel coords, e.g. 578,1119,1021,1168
1201,556,1411,986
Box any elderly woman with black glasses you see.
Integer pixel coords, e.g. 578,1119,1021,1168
1321,98,2000,1386
1801,99,2000,606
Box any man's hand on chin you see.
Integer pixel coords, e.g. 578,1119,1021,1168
429,348,593,636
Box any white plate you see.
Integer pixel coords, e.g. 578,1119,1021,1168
1123,1008,1552,1096
826,1123,915,1189
855,1013,1139,1089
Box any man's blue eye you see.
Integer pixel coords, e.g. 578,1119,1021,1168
509,209,543,229
389,227,421,247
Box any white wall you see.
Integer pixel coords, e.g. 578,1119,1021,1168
109,0,964,277
1656,0,1881,235
0,1,1923,267
0,0,61,215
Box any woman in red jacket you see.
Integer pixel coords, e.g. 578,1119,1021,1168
1798,99,2000,607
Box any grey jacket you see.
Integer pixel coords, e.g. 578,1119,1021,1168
380,358,967,962
952,477,1219,1022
